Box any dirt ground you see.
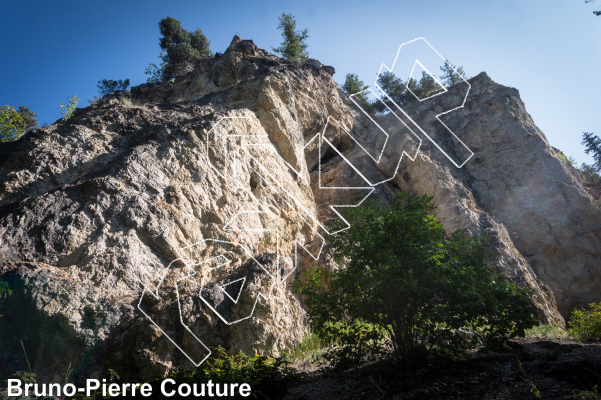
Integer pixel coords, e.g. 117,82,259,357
283,337,601,400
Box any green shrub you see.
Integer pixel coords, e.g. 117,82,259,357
60,95,80,120
569,302,601,341
0,106,26,142
159,346,297,399
296,192,539,370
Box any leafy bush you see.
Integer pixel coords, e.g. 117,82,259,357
1,106,26,142
60,95,80,120
159,346,298,399
569,302,601,341
296,192,538,370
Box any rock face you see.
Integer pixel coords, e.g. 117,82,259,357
0,36,599,381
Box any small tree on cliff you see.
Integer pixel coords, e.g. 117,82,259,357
97,79,130,96
272,13,309,62
582,132,601,171
439,59,469,86
146,17,213,83
342,73,375,115
296,192,538,369
1,105,38,142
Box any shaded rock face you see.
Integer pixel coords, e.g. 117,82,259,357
0,36,598,381
392,73,601,319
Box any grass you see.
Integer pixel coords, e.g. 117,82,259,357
578,384,599,399
524,324,570,340
118,96,148,110
284,333,332,368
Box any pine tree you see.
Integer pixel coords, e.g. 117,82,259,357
439,60,468,86
97,79,130,96
17,106,38,131
582,132,601,171
342,73,374,115
146,17,213,83
272,13,309,62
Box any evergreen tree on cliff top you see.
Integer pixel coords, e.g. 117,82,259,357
272,13,309,62
145,17,213,83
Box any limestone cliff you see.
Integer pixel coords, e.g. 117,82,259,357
0,36,599,382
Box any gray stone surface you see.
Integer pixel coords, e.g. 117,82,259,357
1,36,599,382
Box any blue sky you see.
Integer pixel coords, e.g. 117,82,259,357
1,0,599,165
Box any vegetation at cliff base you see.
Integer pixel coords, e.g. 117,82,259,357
569,302,601,341
146,347,297,400
296,192,539,370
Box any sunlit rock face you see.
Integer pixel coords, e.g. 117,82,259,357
1,36,598,381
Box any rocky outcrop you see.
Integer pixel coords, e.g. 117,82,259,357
392,73,601,319
0,36,599,382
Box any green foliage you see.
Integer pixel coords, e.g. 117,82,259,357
145,62,166,84
296,192,538,370
579,384,599,399
582,132,601,171
161,346,297,399
0,106,26,142
580,163,601,185
373,62,467,114
524,324,568,340
342,73,375,116
16,106,38,132
284,332,331,367
342,73,367,96
272,13,309,62
87,95,101,105
0,281,12,298
148,17,213,83
517,358,541,398
568,302,601,341
556,151,578,167
60,95,80,120
439,59,468,87
373,71,441,113
6,371,37,385
97,79,130,96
